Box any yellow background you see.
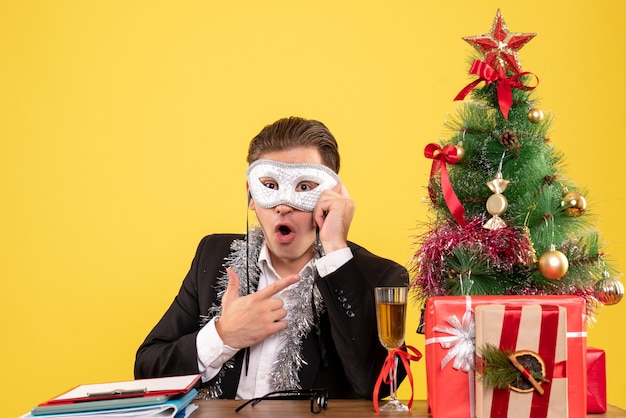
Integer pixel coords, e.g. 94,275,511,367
2,1,624,416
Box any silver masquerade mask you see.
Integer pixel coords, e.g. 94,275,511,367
246,159,340,212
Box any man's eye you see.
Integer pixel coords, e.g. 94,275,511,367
296,181,319,192
260,178,278,190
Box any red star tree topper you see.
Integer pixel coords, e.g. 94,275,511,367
463,9,536,73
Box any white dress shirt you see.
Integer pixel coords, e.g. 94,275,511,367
196,244,352,399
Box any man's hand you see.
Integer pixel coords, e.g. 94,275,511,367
313,183,355,254
215,268,300,349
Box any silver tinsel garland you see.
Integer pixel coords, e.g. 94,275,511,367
197,227,324,398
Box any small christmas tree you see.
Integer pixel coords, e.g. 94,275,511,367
409,9,623,311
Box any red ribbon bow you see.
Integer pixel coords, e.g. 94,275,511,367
424,143,466,227
454,59,539,119
373,345,422,412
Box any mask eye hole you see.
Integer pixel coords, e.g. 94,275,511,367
296,181,319,192
259,177,278,190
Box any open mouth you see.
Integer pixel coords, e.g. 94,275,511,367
275,223,296,243
278,225,292,236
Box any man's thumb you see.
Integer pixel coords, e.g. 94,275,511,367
222,268,241,306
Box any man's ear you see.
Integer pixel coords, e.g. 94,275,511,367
246,182,255,210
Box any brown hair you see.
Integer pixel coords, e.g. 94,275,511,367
246,117,341,173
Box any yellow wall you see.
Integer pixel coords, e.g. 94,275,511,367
2,1,624,416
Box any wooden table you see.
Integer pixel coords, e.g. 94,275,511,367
191,399,626,417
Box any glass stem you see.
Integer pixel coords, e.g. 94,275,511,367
389,353,398,401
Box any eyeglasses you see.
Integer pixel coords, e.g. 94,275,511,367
235,388,329,414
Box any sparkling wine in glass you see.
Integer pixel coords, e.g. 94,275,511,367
375,286,408,411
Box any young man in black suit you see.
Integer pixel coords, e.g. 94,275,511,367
134,116,408,400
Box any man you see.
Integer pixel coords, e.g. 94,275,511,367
134,116,408,400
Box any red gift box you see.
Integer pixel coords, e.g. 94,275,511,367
586,347,607,413
424,296,587,418
474,304,568,417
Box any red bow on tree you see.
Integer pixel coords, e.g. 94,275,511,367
424,143,466,227
454,59,538,119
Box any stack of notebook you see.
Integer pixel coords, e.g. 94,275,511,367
21,374,201,418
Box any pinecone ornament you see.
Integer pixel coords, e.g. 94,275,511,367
499,130,518,147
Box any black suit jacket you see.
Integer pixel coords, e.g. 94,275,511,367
134,234,408,399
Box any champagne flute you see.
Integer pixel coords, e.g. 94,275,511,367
374,286,408,411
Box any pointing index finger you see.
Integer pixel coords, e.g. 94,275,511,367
253,274,300,299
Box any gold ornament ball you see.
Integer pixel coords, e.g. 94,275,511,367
528,108,544,123
455,144,465,162
561,191,587,217
594,276,624,305
538,249,569,279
